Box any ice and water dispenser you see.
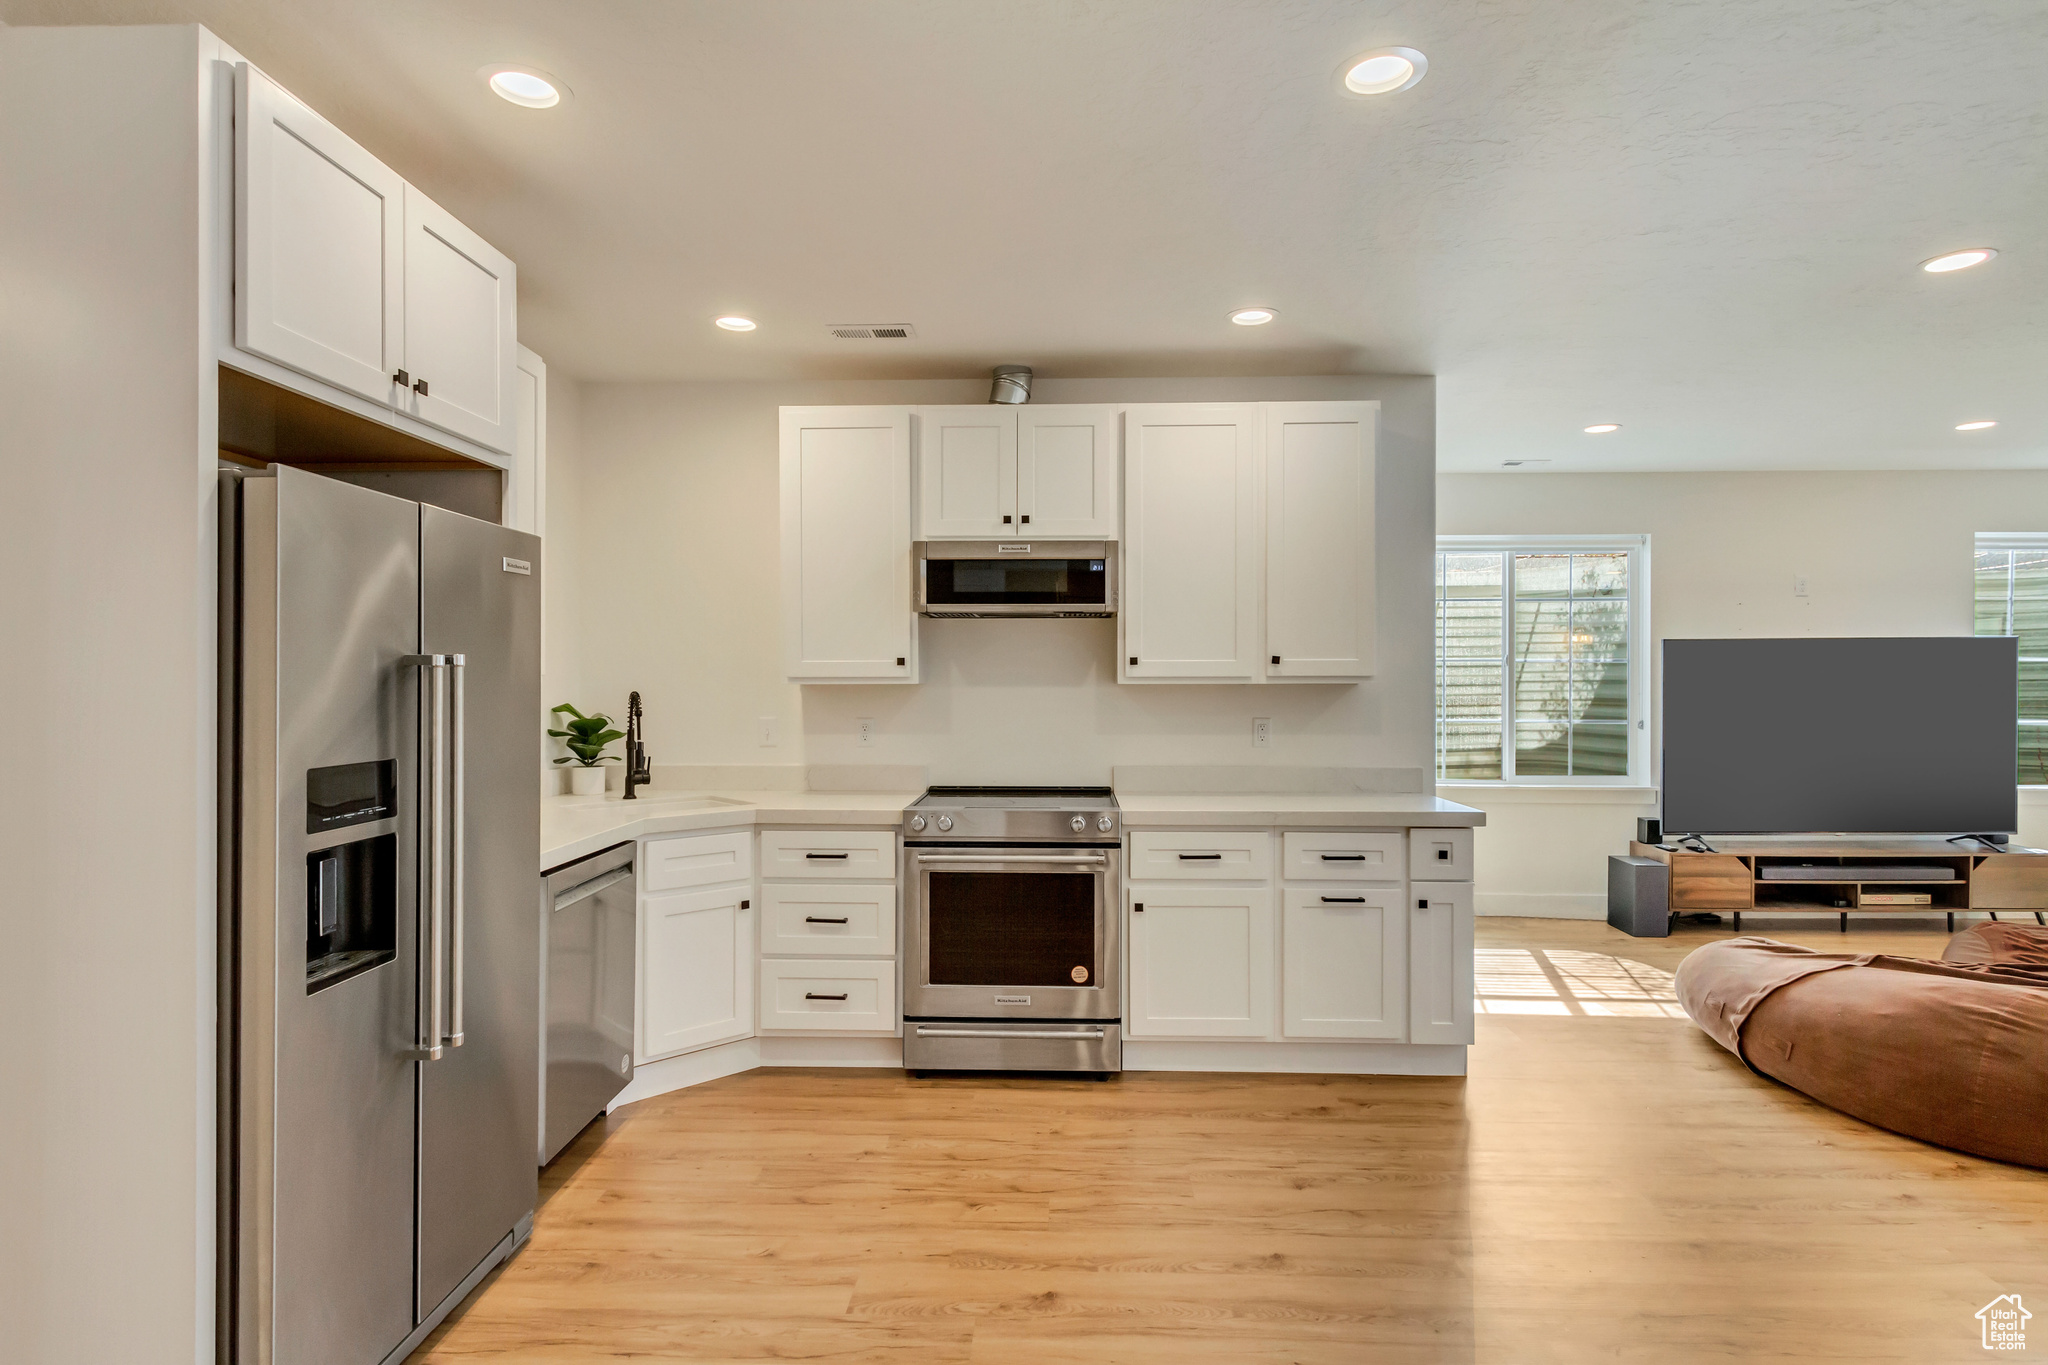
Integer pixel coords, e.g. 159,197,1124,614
304,760,398,992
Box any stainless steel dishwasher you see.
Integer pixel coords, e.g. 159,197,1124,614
541,842,637,1163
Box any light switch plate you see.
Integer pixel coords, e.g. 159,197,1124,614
757,716,779,747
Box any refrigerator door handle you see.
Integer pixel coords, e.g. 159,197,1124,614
447,653,466,1048
403,654,454,1061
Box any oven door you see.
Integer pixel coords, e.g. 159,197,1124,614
903,844,1122,1021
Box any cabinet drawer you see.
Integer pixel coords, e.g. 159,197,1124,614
1282,831,1404,882
1127,830,1272,881
1671,855,1753,909
641,830,752,892
1408,828,1474,882
761,883,897,957
758,959,897,1033
759,829,897,880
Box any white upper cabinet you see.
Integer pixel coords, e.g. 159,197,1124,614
913,405,1122,540
915,406,1015,537
234,63,404,407
232,62,518,457
1015,405,1120,537
780,407,918,683
399,185,517,454
1120,404,1260,681
1264,402,1376,679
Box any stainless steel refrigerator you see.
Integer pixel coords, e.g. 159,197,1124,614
220,465,541,1365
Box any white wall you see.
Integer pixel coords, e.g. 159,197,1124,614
0,25,213,1363
568,376,1435,786
1439,470,2048,916
541,373,586,788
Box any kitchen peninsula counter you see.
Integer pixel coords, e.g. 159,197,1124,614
542,789,918,870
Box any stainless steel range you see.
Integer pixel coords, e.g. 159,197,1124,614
901,786,1122,1075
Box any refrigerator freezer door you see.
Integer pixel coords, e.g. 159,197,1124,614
417,506,542,1316
237,468,420,1364
543,843,638,1163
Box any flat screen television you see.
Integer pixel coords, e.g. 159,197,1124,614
1661,637,2018,836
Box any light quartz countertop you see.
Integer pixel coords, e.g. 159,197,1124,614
542,789,919,870
541,787,1485,871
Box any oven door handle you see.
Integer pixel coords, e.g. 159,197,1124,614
913,854,1109,865
913,1026,1108,1040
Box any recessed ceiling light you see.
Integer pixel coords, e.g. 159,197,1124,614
1341,47,1428,96
714,316,757,332
481,65,566,109
1921,248,1996,273
1584,424,1621,434
1230,308,1277,326
1956,420,1998,431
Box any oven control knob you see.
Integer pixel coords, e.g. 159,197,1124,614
1070,815,1086,832
936,815,954,832
908,814,927,831
1097,814,1114,832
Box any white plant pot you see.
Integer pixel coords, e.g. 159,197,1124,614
568,765,608,796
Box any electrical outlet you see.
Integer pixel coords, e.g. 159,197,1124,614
856,718,876,747
757,716,779,747
1252,717,1272,748
1794,576,1809,597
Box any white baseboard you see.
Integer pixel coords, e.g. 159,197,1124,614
1123,1040,1467,1076
610,1034,907,1109
1476,891,1605,919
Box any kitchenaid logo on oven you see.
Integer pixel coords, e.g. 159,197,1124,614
1978,1294,2030,1351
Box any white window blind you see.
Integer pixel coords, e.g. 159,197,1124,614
1435,536,1649,783
1973,535,2048,784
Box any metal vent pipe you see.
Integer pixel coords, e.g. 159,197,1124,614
990,365,1033,404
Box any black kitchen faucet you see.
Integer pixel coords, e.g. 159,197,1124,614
623,691,652,800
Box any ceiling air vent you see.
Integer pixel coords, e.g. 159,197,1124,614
827,323,917,340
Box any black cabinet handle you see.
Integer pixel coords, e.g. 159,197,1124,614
1271,655,1280,665
804,916,850,924
1321,896,1367,903
1417,899,1429,909
805,852,849,860
805,992,849,1002
414,377,429,397
1177,853,1223,861
1437,848,1452,860
896,657,906,666
1133,902,1144,912
1129,656,1138,666
392,369,410,388
1320,854,1366,861
740,899,750,909
1020,514,1031,524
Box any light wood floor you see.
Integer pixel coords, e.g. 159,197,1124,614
413,916,2048,1364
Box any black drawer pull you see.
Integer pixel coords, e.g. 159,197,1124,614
804,992,849,1002
1417,899,1429,909
1321,896,1367,903
1320,854,1367,861
1177,853,1223,861
804,852,850,860
1133,902,1144,912
804,916,850,924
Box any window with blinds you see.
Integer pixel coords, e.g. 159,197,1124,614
1972,538,2048,784
1435,538,1647,782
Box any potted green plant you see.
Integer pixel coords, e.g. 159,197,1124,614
549,703,626,795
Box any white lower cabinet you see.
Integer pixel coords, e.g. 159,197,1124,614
758,959,896,1032
640,882,754,1061
761,882,896,956
1409,882,1475,1045
1126,884,1275,1038
1282,887,1406,1039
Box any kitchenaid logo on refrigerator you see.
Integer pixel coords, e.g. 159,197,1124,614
1978,1294,2030,1351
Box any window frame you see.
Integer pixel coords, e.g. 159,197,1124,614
1434,533,1653,786
1973,532,2048,787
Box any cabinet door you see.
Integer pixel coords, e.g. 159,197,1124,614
1409,883,1475,1045
915,407,1015,538
779,407,917,682
506,346,546,535
234,63,405,406
1121,404,1260,681
401,185,518,455
1282,888,1405,1039
1127,885,1274,1038
1265,402,1376,679
1016,406,1120,538
640,886,754,1060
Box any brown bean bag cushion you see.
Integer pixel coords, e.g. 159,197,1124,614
1943,921,2048,967
1675,935,2048,1167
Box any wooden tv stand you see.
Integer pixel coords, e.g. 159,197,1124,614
1626,837,2048,931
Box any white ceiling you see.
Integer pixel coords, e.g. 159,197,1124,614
9,0,2047,471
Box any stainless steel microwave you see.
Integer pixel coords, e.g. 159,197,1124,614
914,540,1116,618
